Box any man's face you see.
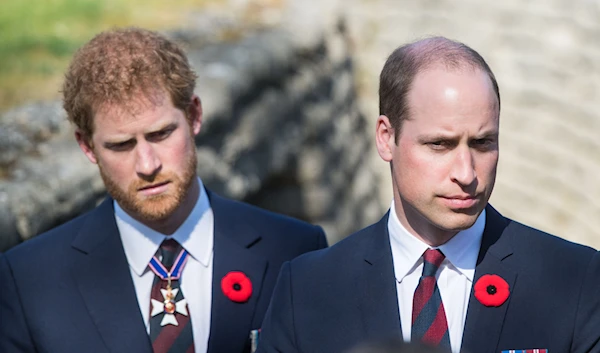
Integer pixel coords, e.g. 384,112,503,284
376,66,499,243
77,92,202,224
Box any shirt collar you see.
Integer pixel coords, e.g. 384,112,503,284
388,200,485,283
116,177,214,277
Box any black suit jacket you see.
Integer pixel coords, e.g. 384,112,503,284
257,205,600,353
0,190,327,353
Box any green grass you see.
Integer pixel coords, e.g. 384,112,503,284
0,0,215,112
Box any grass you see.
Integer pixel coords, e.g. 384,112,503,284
0,0,217,112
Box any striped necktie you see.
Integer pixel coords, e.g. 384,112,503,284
411,248,451,350
149,239,195,353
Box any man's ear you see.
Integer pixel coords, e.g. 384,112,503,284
188,94,203,136
75,130,98,164
375,115,396,162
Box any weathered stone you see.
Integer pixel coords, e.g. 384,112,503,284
0,6,381,251
0,127,32,167
343,0,600,247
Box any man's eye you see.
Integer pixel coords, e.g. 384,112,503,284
427,141,448,149
148,128,174,141
107,141,134,151
472,138,496,150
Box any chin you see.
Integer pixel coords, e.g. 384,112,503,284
126,196,181,222
438,213,480,232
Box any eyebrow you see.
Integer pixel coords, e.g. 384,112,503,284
103,139,134,149
146,122,178,136
418,130,499,141
101,122,179,148
472,130,499,139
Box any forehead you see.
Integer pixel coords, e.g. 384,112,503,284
405,66,499,126
92,93,178,132
411,65,496,102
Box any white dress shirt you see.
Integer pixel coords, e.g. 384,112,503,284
116,177,214,353
388,200,485,353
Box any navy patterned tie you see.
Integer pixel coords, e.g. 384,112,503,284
411,249,451,350
149,239,195,353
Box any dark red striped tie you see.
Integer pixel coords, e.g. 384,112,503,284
149,239,195,353
411,249,451,350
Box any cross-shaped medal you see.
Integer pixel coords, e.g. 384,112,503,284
150,283,189,326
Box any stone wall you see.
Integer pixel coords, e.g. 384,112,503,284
3,0,598,251
343,0,600,248
0,11,383,251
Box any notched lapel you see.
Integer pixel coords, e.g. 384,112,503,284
207,192,267,353
461,206,516,353
71,199,152,353
208,235,267,353
359,213,403,340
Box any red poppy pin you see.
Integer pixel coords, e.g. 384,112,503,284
221,271,253,303
474,274,510,307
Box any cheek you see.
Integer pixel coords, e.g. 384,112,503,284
475,153,499,179
393,145,447,183
162,136,195,168
98,155,132,183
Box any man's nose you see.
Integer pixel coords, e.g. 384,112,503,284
450,147,477,186
135,141,161,178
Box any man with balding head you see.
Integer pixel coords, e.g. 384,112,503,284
257,37,600,353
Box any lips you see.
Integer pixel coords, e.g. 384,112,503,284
138,181,169,190
445,195,477,200
138,181,171,196
441,195,479,209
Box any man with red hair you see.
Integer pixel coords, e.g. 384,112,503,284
0,27,327,353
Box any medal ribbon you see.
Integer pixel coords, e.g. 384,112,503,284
148,247,189,280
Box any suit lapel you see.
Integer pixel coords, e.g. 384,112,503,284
358,212,403,339
461,206,516,353
71,198,152,353
207,191,267,353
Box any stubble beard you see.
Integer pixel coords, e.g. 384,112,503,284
99,151,198,223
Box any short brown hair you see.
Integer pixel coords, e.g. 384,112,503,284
379,36,500,140
62,27,198,138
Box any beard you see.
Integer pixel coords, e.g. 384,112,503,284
99,150,197,223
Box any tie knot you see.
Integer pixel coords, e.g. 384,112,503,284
157,238,182,268
161,238,180,252
421,249,445,277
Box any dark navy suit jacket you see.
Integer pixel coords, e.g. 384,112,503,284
257,206,600,353
0,190,327,353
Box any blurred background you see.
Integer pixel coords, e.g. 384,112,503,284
1,0,599,251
